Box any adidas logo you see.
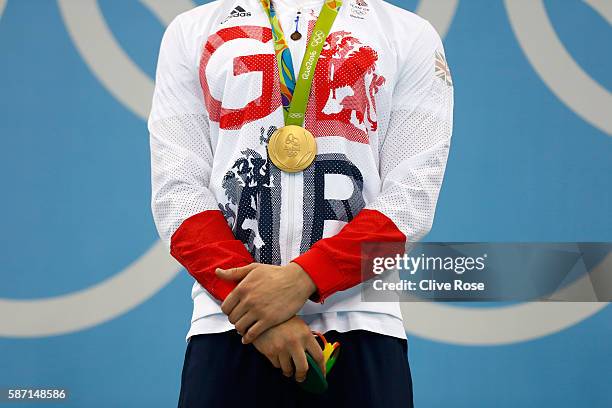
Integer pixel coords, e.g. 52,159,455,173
231,5,251,17
222,5,252,23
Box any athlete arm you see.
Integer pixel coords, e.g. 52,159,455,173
292,20,454,302
149,16,254,301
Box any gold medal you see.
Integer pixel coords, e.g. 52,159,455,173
267,125,316,172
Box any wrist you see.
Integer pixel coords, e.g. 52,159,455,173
287,262,317,299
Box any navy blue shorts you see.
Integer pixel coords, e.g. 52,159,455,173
178,329,413,407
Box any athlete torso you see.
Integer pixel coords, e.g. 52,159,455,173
149,0,453,339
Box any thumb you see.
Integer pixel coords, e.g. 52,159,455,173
216,263,258,281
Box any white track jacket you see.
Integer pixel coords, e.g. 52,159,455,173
149,0,454,338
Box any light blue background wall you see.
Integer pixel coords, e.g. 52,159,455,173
0,0,610,406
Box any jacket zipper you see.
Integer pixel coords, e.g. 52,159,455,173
285,172,295,263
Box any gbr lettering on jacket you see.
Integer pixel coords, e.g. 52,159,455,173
200,25,385,263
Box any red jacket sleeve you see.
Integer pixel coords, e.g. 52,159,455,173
170,210,254,301
292,209,406,303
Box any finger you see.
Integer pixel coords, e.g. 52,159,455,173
235,312,257,336
261,347,281,369
291,345,308,383
242,320,269,344
227,301,248,325
305,335,326,376
279,352,293,378
270,354,280,369
220,290,240,316
215,263,258,281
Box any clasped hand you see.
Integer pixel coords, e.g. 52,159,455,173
217,262,315,343
216,262,323,381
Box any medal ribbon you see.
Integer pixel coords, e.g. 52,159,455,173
259,0,342,126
